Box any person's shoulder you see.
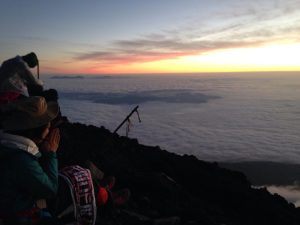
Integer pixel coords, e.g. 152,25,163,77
9,148,39,163
1,55,23,67
9,151,41,174
0,145,35,165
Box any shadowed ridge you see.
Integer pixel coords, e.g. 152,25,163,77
219,161,300,186
57,122,300,225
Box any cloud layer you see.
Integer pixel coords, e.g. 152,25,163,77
59,89,219,105
267,185,300,207
46,72,300,164
73,0,300,66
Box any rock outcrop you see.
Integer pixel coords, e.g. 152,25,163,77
57,122,300,225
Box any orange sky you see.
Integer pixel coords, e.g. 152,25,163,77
49,42,300,74
1,1,300,75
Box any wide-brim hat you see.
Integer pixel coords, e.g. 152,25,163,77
2,96,59,131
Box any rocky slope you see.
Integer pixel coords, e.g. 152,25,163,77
57,121,300,225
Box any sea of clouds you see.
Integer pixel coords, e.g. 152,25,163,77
44,72,300,206
266,185,300,207
44,72,300,163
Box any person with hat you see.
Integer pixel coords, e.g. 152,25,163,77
0,96,60,224
0,52,63,130
0,52,43,98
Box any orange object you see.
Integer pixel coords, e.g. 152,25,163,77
97,186,108,206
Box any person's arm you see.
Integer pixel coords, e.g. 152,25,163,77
17,152,58,199
17,128,60,199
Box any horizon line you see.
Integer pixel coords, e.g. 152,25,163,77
44,70,300,76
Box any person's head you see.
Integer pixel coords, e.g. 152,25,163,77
2,96,58,143
22,52,39,68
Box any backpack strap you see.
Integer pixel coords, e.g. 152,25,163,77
59,165,97,225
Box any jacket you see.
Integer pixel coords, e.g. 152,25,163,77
0,131,58,215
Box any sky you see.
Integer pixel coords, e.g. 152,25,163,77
0,0,300,74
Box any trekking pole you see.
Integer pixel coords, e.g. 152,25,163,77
113,105,141,134
37,63,40,79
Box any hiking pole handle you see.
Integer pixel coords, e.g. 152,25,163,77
114,105,139,134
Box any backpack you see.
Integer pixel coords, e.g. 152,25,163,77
52,165,97,225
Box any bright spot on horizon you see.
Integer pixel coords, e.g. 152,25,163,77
180,43,300,72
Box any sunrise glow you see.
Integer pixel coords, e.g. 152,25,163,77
177,43,300,73
69,43,300,74
1,1,300,74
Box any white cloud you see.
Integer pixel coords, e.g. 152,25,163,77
267,185,300,207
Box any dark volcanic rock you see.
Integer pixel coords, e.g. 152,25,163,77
57,122,300,225
219,161,300,186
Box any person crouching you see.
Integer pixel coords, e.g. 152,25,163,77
0,96,60,225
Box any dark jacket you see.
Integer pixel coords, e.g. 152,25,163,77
0,132,58,214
